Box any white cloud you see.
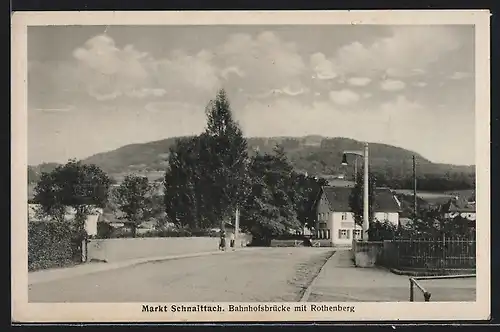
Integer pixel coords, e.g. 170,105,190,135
310,52,337,80
319,26,461,78
449,71,471,80
154,49,220,94
221,66,246,79
34,105,75,113
251,85,307,99
347,77,371,86
362,93,372,99
380,79,406,91
329,89,360,105
219,31,306,96
414,82,428,87
126,88,167,99
72,34,221,102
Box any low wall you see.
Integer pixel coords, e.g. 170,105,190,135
352,240,384,267
87,237,219,262
88,233,253,263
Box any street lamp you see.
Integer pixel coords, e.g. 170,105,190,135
342,142,369,242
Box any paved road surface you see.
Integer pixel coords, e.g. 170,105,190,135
29,248,335,303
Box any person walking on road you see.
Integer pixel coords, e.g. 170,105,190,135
229,232,235,251
219,230,226,251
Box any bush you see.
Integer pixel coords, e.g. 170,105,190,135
135,227,216,238
368,220,398,241
28,222,81,271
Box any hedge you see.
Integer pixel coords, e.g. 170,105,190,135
28,222,82,271
95,222,220,238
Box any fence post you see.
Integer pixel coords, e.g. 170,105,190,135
424,292,431,302
409,279,414,302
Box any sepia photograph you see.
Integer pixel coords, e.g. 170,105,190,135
12,10,490,322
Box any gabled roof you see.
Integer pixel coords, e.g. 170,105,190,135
319,186,401,213
440,197,476,213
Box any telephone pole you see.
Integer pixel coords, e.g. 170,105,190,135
413,155,417,218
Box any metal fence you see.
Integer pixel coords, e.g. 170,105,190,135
409,274,476,302
392,238,476,269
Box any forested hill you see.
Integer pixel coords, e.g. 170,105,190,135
28,136,475,191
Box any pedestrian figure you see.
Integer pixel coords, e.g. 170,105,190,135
219,231,226,251
230,232,235,250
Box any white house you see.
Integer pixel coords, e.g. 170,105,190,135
28,204,103,237
314,186,401,247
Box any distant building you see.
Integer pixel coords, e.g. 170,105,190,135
28,203,103,237
439,196,476,221
313,186,401,247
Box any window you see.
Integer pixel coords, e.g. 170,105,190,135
354,229,362,240
338,229,350,239
341,213,347,220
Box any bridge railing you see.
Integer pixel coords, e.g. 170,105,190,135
409,274,476,302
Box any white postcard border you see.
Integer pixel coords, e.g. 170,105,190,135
11,10,491,322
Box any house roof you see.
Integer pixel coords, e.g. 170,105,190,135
319,186,401,213
440,197,476,213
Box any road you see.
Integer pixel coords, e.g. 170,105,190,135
29,247,335,303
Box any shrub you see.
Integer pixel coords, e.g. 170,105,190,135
135,227,216,238
28,222,81,271
368,219,398,241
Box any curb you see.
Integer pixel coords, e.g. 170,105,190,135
299,249,337,302
28,247,255,285
389,267,476,277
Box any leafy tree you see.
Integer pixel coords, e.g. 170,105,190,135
163,136,204,228
114,174,153,237
349,171,377,227
290,172,328,230
163,90,250,230
405,207,474,239
240,146,301,244
33,159,111,238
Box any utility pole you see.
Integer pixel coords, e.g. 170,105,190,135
363,143,369,242
413,155,417,219
235,206,240,247
341,143,370,242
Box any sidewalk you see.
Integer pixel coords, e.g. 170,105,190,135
29,248,251,285
303,250,476,302
303,249,414,302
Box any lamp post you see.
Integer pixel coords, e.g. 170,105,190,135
342,142,369,241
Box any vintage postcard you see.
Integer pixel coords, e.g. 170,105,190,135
12,10,490,323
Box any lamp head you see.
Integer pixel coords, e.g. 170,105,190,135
341,153,348,166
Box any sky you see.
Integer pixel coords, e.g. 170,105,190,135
27,25,475,166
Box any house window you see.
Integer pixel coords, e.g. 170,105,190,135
353,229,362,240
341,213,347,220
318,213,321,220
338,229,350,239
